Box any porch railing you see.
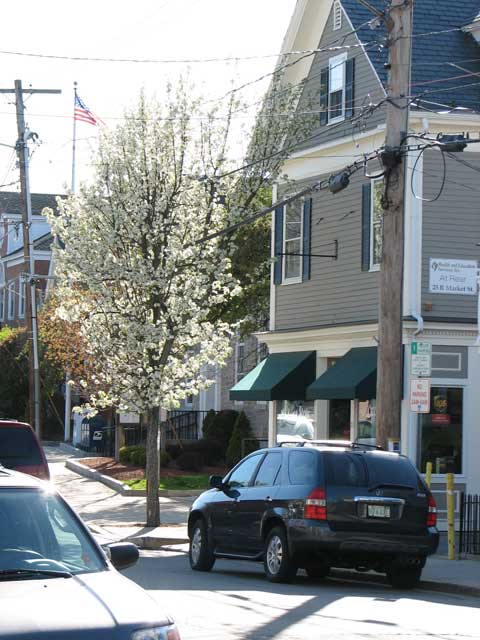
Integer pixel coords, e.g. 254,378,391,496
459,493,480,555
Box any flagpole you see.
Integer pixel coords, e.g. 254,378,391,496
71,81,77,193
65,80,77,442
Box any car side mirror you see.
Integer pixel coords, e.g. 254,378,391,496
209,475,224,489
106,542,139,571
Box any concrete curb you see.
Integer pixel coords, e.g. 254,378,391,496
125,535,189,549
329,569,480,598
65,458,205,498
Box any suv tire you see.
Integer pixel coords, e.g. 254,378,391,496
387,566,422,589
264,526,297,583
305,565,330,580
189,518,215,572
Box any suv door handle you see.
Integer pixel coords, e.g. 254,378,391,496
265,496,273,502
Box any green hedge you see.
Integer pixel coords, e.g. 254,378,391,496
226,411,259,467
118,445,170,469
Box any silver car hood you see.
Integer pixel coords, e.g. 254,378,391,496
0,569,171,638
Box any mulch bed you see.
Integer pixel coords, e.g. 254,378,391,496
80,457,227,482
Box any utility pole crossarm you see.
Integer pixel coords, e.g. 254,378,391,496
0,89,61,94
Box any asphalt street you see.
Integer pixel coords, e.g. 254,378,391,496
125,549,480,640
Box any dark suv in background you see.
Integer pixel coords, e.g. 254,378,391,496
188,441,439,588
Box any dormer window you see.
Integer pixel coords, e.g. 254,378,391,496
333,0,342,31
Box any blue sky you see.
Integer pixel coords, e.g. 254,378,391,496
0,0,297,194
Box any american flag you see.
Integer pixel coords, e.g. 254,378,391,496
74,94,101,126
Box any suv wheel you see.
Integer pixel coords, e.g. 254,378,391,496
305,565,330,580
264,526,297,583
387,567,422,589
189,518,215,572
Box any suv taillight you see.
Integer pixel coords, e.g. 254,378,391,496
427,493,437,527
305,488,327,521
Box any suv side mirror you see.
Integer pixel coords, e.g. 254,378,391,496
106,542,139,571
209,475,224,489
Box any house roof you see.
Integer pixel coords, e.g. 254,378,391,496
342,0,480,112
33,232,53,252
0,191,59,217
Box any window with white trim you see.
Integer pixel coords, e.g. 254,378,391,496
235,336,247,383
370,179,383,269
7,283,15,320
18,277,25,319
328,52,347,123
333,0,342,31
0,289,4,321
282,199,303,282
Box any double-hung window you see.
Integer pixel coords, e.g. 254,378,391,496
7,283,15,320
18,277,25,319
283,199,303,282
320,55,354,126
328,53,347,123
361,179,383,271
235,336,246,383
273,198,312,285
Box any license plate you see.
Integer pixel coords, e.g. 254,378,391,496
367,504,390,519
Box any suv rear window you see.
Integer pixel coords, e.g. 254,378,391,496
0,427,42,467
365,454,421,489
325,452,367,486
288,450,317,485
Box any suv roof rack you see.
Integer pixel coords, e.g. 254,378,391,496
278,439,384,451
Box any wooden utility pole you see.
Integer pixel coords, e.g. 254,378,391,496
375,1,414,449
0,81,61,436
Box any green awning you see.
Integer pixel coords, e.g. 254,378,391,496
229,351,316,401
306,347,377,401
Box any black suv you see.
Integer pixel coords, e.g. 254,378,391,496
188,441,439,588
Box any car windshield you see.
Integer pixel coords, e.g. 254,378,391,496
0,427,42,467
0,488,106,577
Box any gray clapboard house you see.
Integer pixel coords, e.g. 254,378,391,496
230,0,480,522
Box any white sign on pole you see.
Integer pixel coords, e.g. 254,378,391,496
410,379,431,413
429,258,478,295
411,342,432,377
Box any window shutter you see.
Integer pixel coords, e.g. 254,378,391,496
361,183,371,271
320,67,329,125
302,198,312,281
345,58,355,119
273,206,284,284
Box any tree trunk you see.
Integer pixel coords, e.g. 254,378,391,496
145,406,160,527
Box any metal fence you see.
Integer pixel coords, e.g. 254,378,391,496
459,493,480,555
164,410,213,441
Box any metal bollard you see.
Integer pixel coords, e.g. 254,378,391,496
425,461,432,488
446,473,455,560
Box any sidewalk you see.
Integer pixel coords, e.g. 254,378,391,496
45,442,479,597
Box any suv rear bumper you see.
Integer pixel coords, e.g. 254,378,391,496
287,520,439,558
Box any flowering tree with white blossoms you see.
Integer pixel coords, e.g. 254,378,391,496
47,76,313,526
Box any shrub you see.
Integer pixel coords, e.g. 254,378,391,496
160,451,171,468
119,446,130,464
166,443,183,460
176,451,204,472
202,409,238,456
226,411,259,468
180,439,223,466
129,446,147,468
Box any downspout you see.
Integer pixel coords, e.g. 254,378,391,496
476,268,480,347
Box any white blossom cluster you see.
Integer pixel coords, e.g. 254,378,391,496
47,86,242,414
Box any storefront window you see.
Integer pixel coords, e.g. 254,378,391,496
357,399,376,445
276,400,315,443
419,387,463,474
